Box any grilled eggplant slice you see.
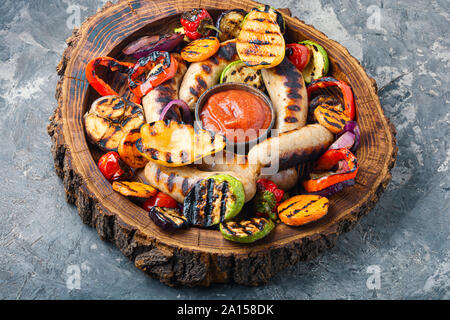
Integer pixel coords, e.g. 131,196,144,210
220,60,265,90
149,206,189,231
84,95,145,151
220,217,275,243
112,181,158,198
236,6,285,69
183,174,245,227
118,129,149,168
216,9,247,42
138,121,226,167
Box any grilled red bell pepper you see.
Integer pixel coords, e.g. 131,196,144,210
180,8,216,40
128,51,178,100
142,192,178,211
98,151,133,182
307,77,355,120
255,179,285,220
86,56,135,97
303,148,358,192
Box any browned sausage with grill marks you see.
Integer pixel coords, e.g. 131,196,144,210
143,162,257,203
261,58,308,133
248,124,334,172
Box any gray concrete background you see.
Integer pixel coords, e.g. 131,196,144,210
0,0,448,299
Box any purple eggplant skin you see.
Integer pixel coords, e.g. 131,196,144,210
215,9,247,42
308,179,356,197
148,206,190,231
122,33,184,59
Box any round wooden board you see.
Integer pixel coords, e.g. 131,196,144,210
47,0,397,286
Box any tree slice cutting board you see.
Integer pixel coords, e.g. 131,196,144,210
47,0,397,287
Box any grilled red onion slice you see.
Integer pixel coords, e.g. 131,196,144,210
159,100,193,125
329,131,356,150
337,121,360,152
122,34,184,59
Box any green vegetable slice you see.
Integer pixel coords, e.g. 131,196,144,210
299,40,329,83
254,190,278,220
220,60,265,90
183,174,245,227
220,217,275,243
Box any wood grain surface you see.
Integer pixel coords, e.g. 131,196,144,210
47,0,397,286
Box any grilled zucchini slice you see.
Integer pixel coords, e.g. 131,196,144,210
236,6,285,69
84,95,145,151
138,120,226,167
220,217,275,243
220,60,265,90
298,40,329,83
183,174,245,227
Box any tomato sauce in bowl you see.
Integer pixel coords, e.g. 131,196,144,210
199,89,272,143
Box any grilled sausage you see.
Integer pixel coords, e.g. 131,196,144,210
248,124,334,172
258,167,299,191
143,162,257,203
261,58,308,133
179,39,238,110
142,54,187,123
199,152,298,191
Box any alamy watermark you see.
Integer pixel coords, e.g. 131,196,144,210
366,265,381,290
366,5,382,31
66,262,90,290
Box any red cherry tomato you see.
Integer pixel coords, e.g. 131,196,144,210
98,151,133,182
142,192,178,211
273,189,285,204
286,43,311,72
256,179,277,193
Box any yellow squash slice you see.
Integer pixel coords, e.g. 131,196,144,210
112,181,158,198
236,6,285,69
138,121,226,167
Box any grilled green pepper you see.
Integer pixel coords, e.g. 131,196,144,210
254,190,277,220
220,217,275,243
183,174,245,227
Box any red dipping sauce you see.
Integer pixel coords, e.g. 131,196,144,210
200,89,272,143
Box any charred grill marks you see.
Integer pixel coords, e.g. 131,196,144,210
167,173,175,192
286,200,318,218
219,181,229,222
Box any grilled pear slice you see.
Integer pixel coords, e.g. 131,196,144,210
118,129,149,168
84,95,145,151
236,6,285,69
138,121,226,167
